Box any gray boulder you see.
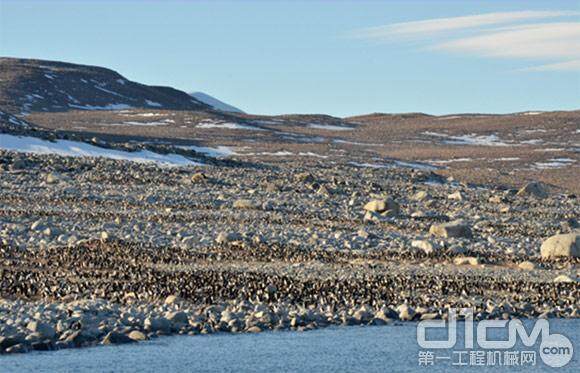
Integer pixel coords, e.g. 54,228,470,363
429,219,472,238
540,233,580,258
26,321,56,340
364,198,399,215
517,182,548,199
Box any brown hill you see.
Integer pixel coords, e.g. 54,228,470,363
0,57,211,114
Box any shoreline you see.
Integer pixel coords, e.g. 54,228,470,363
1,150,578,355
1,295,578,355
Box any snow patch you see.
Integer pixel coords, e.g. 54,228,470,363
145,99,163,107
241,151,328,158
393,160,438,171
108,121,169,127
349,162,388,169
122,112,164,117
0,134,200,167
520,139,544,145
535,148,565,152
94,85,126,97
349,160,437,171
429,158,474,164
307,123,353,131
492,157,520,161
533,158,576,169
521,129,547,133
332,139,382,146
176,145,236,158
254,119,285,125
436,116,462,120
196,120,264,131
423,132,511,146
68,103,133,111
279,132,326,143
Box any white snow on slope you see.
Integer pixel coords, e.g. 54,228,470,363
0,134,200,166
307,124,353,131
492,157,520,161
241,151,328,158
333,139,382,146
145,99,163,107
423,132,511,146
429,158,474,164
176,145,236,158
197,121,264,131
68,103,133,111
533,158,576,169
122,112,165,117
349,160,438,171
94,85,126,97
113,122,166,126
3,113,30,127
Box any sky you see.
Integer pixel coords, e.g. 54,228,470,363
0,0,579,117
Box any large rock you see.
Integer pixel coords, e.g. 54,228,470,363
553,275,577,283
233,199,258,209
363,198,400,215
540,233,580,258
518,261,536,270
411,240,438,254
166,311,189,326
453,256,479,266
447,191,464,201
517,182,548,199
45,173,61,184
429,220,472,239
0,334,26,350
26,321,56,340
144,317,171,333
127,330,147,341
215,231,242,244
412,191,430,201
102,331,134,345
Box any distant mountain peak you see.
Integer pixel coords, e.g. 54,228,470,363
189,92,244,113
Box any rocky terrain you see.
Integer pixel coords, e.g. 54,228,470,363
0,57,578,354
0,149,578,354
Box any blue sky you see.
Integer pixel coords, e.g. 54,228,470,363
0,0,578,116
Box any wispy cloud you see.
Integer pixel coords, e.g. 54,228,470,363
434,23,580,59
519,59,580,72
353,10,580,71
354,10,578,39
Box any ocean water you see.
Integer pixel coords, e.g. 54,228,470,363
2,319,578,372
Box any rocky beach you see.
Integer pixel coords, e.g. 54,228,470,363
1,147,578,354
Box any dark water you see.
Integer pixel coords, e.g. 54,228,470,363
2,319,578,372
